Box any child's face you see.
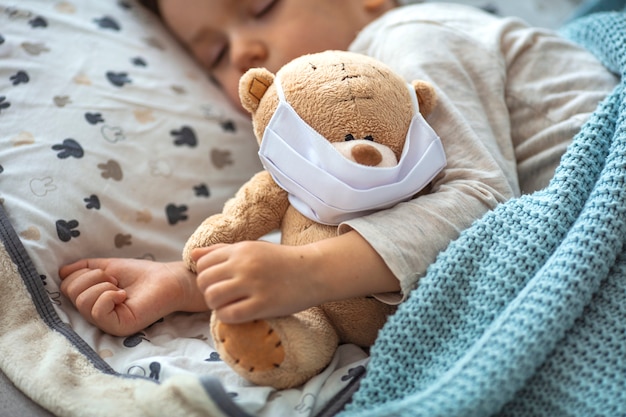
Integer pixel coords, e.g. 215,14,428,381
158,0,393,110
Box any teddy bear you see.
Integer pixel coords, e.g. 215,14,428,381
182,50,444,389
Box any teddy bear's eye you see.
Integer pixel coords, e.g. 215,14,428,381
364,135,374,141
344,134,355,141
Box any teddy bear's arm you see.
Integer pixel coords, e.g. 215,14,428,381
182,170,289,269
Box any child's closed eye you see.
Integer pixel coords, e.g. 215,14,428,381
210,43,228,69
191,37,227,70
251,0,280,18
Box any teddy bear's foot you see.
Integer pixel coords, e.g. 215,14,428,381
214,319,286,373
211,309,339,389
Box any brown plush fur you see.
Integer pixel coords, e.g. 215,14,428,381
182,51,437,389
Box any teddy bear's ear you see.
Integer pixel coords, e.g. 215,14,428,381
239,68,275,114
411,80,438,116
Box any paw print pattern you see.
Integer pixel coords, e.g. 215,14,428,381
149,362,161,380
133,108,155,124
85,112,104,125
56,219,80,242
4,6,34,20
47,290,62,306
10,71,29,86
205,352,221,362
97,160,123,180
101,125,125,143
28,16,48,28
12,131,35,146
53,95,72,107
94,16,121,31
194,184,210,197
136,209,152,223
165,203,188,225
30,177,56,197
149,160,172,177
0,96,10,114
131,57,147,67
295,393,316,414
52,139,83,159
39,274,61,306
171,126,197,147
83,195,100,209
41,274,64,306
20,226,41,241
106,71,132,87
114,233,132,248
21,42,50,56
221,120,236,132
211,149,234,169
123,332,149,348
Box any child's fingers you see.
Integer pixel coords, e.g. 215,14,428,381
59,258,114,279
190,244,229,262
201,278,248,311
73,282,124,318
213,296,262,324
60,269,118,300
190,246,211,261
90,290,128,328
59,259,91,278
193,246,236,275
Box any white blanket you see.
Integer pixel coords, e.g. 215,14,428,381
0,205,367,417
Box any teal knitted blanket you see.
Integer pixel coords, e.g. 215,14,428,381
341,11,626,417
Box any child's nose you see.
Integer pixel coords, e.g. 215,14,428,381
230,35,268,72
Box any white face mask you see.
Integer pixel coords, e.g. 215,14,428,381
258,76,446,226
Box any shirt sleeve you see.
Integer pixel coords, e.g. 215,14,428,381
499,17,618,194
343,3,616,303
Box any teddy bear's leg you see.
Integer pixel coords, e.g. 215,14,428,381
321,297,397,347
211,307,339,389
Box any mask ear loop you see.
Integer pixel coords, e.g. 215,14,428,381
406,82,420,116
273,76,287,102
396,83,424,164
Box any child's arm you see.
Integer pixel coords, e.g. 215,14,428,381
192,230,400,323
59,258,208,336
59,231,399,332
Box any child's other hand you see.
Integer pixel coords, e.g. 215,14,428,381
192,241,327,324
59,258,207,336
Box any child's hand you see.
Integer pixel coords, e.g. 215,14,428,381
59,258,207,336
192,241,328,323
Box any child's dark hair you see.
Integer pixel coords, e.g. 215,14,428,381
139,0,161,17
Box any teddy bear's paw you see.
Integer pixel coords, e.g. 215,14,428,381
215,320,285,373
211,310,340,389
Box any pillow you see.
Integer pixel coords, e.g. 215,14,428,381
0,0,262,313
0,4,374,415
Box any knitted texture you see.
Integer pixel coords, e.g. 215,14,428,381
341,12,626,417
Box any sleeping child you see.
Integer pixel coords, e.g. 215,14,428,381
59,0,617,364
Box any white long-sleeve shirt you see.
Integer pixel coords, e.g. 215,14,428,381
341,3,618,303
